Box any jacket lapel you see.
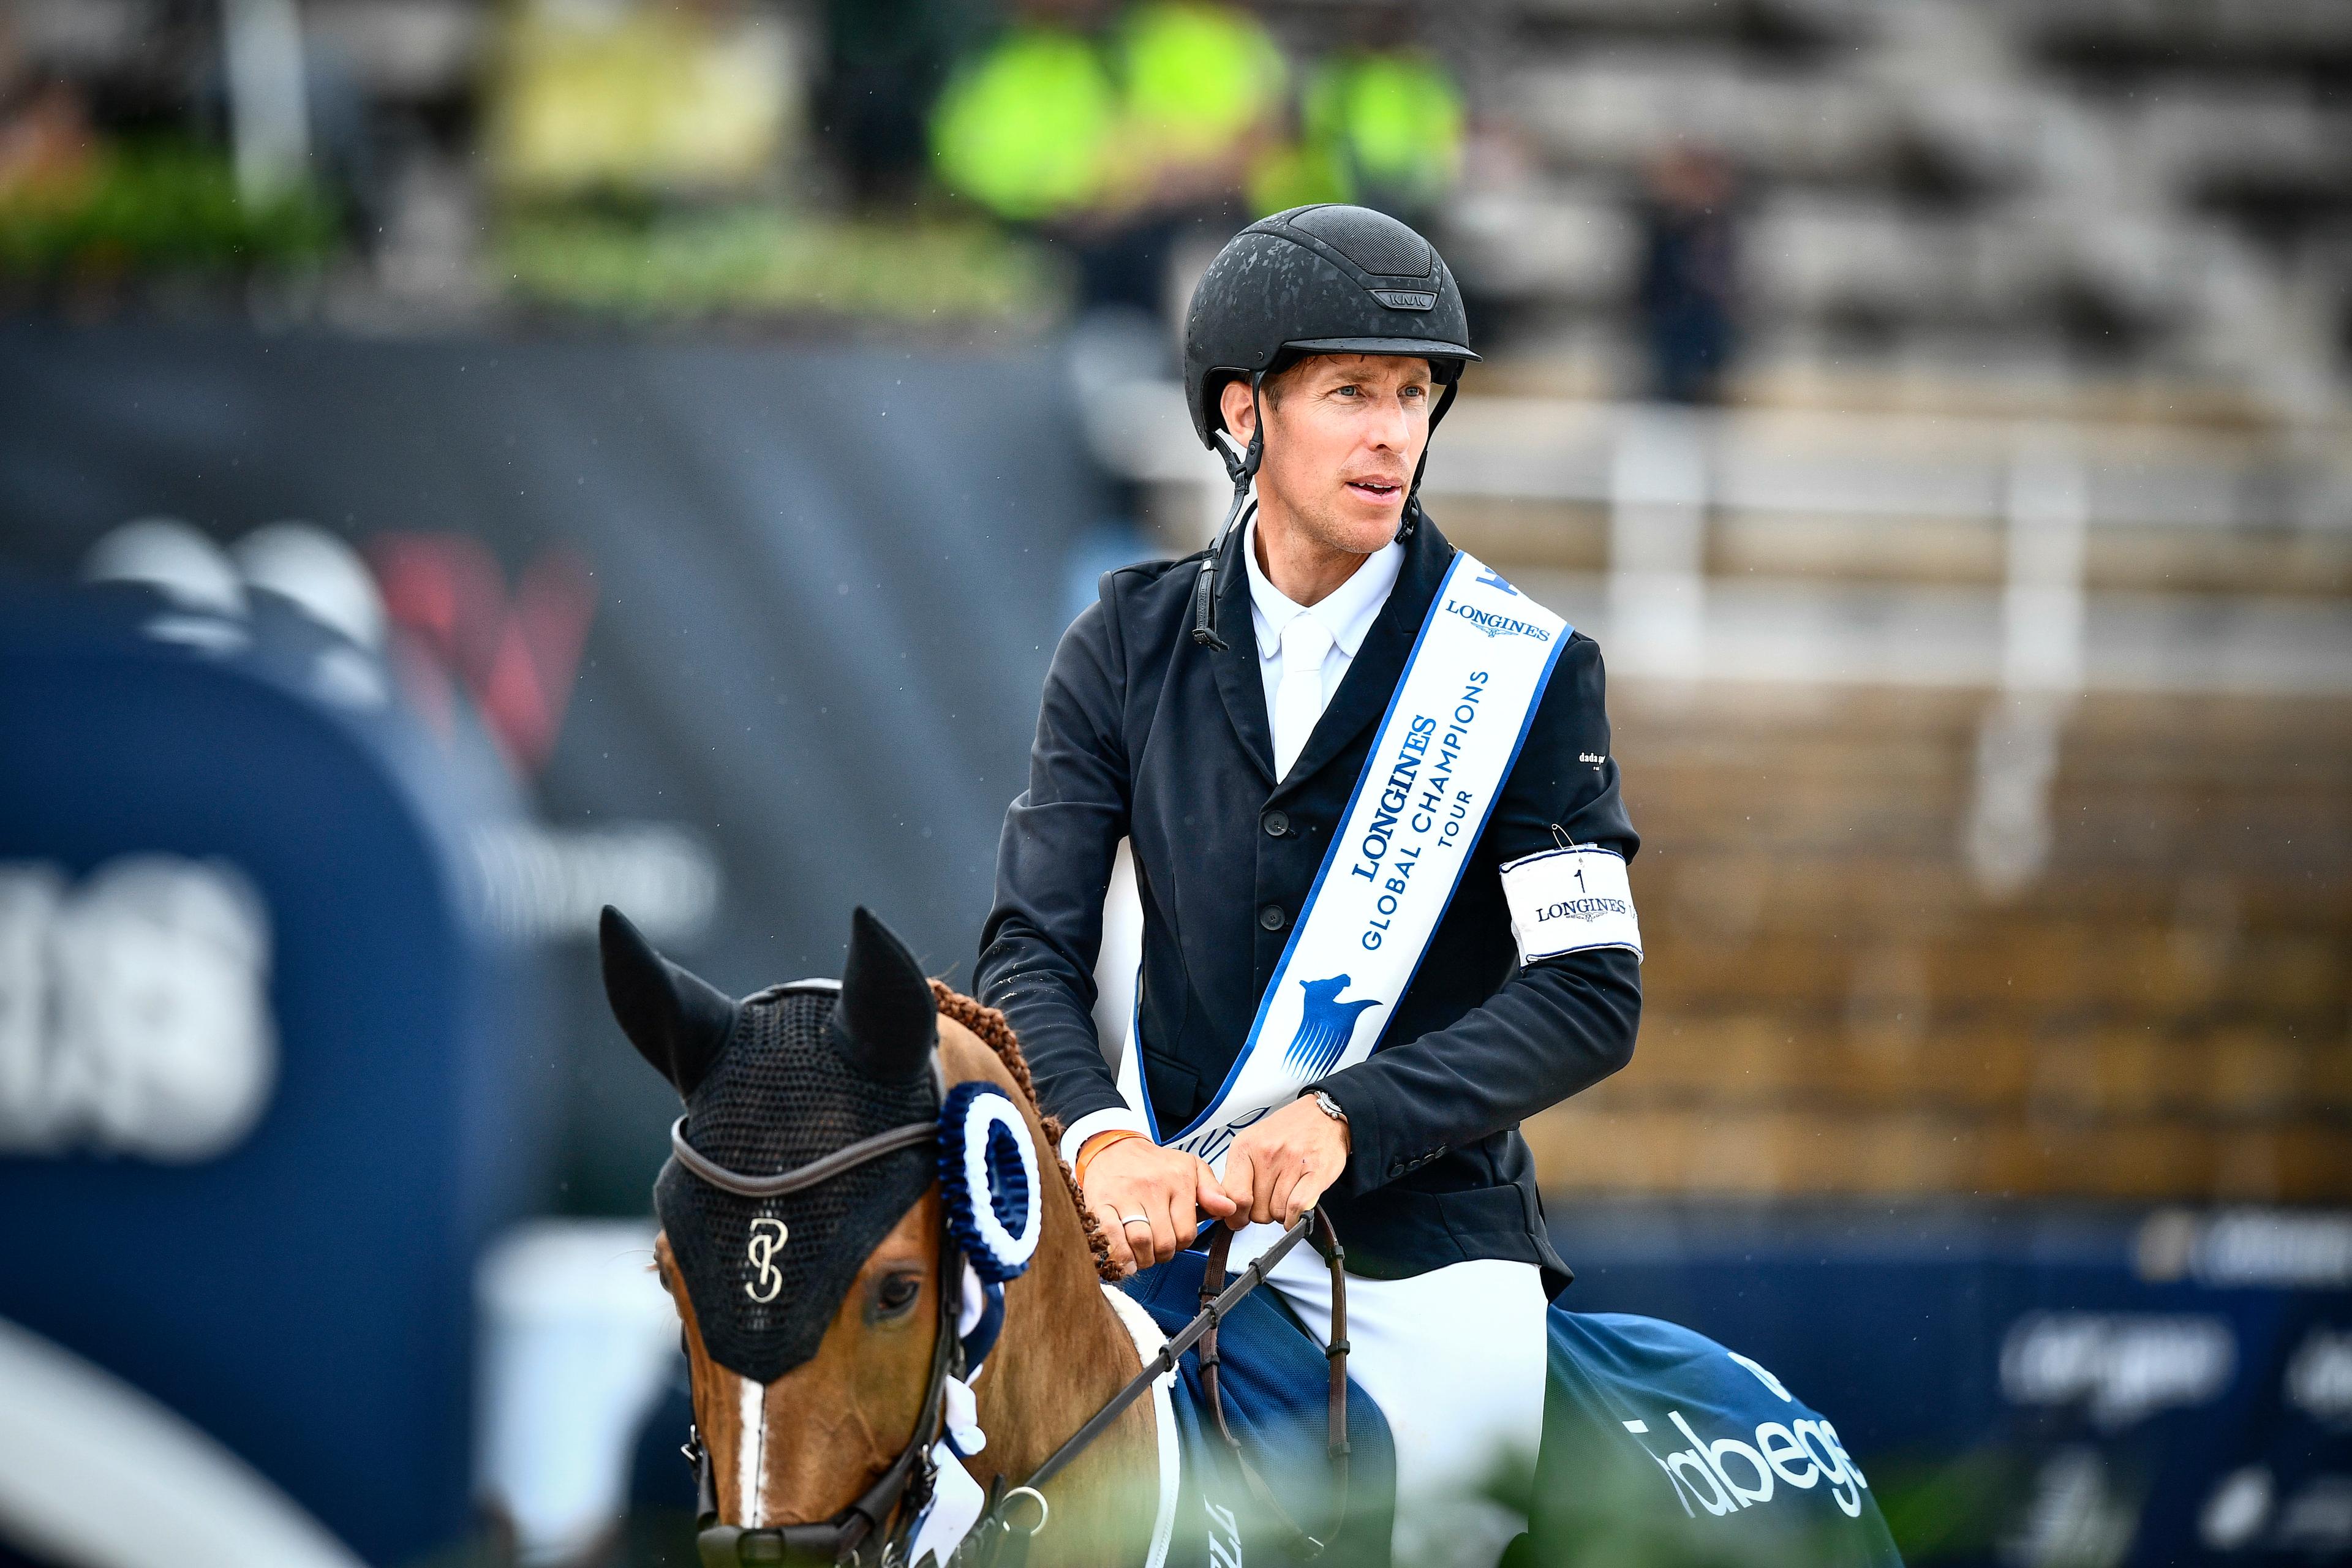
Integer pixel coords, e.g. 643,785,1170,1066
1206,533,1278,786
1271,520,1456,801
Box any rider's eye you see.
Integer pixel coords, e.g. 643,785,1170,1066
872,1272,923,1319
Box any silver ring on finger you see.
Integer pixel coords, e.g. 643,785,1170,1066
1118,1213,1152,1230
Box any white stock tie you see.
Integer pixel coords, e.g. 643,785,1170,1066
1272,614,1335,780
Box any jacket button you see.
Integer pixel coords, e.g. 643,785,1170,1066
1262,810,1289,837
1258,904,1286,932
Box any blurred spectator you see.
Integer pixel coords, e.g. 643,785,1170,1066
1272,10,1463,227
814,0,986,206
488,0,797,199
929,0,1283,315
0,13,99,241
0,76,96,213
1635,145,1740,405
1115,2,1286,183
927,0,1118,227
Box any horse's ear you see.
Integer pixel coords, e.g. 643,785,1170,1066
832,907,936,1084
600,905,739,1099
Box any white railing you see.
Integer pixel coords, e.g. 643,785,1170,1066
1080,385,2352,698
1080,386,2352,892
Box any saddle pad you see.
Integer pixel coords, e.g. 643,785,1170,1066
1531,1309,1906,1566
1125,1252,1398,1567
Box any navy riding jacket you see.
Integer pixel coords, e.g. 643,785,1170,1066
976,518,1641,1294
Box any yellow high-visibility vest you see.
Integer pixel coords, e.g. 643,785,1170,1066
929,29,1118,222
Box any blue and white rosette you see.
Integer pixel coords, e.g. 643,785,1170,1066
937,1082,1042,1284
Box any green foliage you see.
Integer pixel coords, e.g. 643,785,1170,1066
1868,1446,2030,1562
494,207,1063,325
0,140,339,281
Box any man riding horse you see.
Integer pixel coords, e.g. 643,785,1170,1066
977,204,1645,1556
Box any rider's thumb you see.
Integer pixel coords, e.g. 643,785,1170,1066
1194,1163,1238,1216
1217,1150,1256,1226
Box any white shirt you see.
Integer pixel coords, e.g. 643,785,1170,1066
1242,511,1404,775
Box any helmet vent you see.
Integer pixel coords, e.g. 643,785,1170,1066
1286,204,1434,279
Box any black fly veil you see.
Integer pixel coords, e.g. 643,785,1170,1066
603,906,942,1383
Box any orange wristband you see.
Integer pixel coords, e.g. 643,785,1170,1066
1074,1128,1147,1188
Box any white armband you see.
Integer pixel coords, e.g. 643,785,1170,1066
1500,843,1642,964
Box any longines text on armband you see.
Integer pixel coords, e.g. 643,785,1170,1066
1534,895,1633,924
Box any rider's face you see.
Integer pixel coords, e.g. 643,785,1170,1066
1222,354,1434,558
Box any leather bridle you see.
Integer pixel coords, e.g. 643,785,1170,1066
668,1098,1352,1568
670,1107,959,1568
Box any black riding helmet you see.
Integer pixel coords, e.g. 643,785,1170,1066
1180,204,1477,648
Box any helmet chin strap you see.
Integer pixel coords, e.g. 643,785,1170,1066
1397,377,1458,545
1191,372,1265,651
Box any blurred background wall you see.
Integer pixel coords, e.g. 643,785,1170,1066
0,3,2345,1567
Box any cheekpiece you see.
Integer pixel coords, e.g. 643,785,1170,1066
937,1082,1042,1284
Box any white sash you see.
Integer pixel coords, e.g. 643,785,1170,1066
1119,551,1570,1173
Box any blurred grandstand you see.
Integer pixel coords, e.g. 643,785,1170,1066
1,2,2347,1566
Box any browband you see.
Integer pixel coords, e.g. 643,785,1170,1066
668,1116,936,1199
667,1052,951,1199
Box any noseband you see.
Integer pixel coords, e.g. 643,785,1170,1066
670,1091,957,1568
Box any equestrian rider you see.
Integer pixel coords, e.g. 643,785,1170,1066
977,204,1643,1547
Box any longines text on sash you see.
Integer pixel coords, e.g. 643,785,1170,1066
1349,671,1491,949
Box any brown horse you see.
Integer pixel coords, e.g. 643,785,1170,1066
604,903,1171,1566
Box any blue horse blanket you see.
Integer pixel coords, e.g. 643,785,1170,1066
1528,1310,1904,1566
1125,1257,1902,1567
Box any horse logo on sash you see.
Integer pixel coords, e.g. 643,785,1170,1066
1283,976,1380,1078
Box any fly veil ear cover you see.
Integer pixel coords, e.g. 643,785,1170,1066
605,905,943,1384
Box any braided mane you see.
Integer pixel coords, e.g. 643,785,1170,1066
932,982,1121,1284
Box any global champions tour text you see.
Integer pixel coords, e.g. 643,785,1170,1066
1348,672,1490,950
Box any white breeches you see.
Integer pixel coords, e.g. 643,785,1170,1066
1229,1225,1550,1565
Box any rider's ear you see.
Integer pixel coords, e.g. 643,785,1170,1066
832,906,936,1084
600,905,740,1099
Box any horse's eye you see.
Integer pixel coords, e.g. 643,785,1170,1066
872,1272,923,1319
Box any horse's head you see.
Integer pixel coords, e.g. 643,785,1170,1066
601,904,1109,1565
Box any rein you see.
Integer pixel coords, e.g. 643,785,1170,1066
669,1079,1353,1568
954,1210,1351,1568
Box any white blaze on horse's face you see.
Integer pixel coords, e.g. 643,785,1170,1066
738,1376,769,1528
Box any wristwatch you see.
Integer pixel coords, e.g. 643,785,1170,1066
1305,1088,1348,1125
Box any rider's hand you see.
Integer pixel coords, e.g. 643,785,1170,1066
1082,1137,1234,1275
1219,1096,1349,1230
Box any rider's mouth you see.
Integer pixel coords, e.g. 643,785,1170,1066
1345,480,1403,502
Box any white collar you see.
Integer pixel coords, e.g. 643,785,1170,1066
1242,509,1404,662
